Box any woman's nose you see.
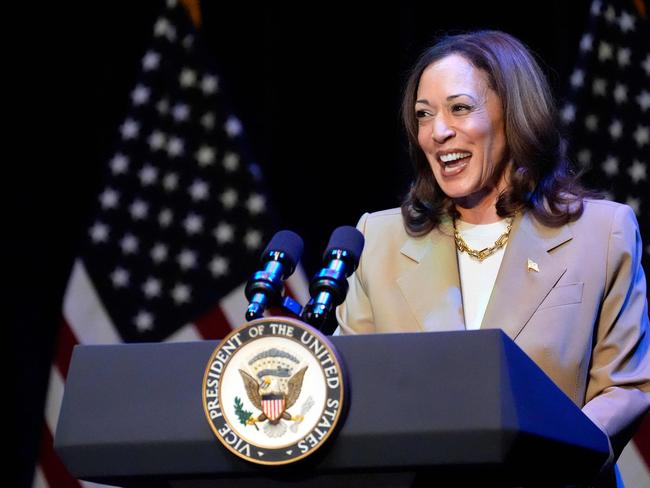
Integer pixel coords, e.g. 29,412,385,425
432,116,455,143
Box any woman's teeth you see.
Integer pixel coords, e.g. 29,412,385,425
439,153,471,175
439,152,471,163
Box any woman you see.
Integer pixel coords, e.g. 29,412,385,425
336,31,649,484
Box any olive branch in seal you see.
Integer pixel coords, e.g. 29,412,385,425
234,396,259,430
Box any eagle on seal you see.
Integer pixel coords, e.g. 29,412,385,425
239,366,308,426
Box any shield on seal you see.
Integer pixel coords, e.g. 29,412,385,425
261,394,286,422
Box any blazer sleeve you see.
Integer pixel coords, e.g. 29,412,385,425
581,204,650,460
335,213,376,334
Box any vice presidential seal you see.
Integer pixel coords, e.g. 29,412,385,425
202,317,345,465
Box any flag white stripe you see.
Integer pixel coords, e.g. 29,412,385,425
618,440,650,487
32,467,47,488
286,266,310,304
82,480,116,487
219,283,248,328
166,323,203,342
44,366,65,436
63,260,121,345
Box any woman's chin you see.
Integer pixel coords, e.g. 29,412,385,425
439,185,476,201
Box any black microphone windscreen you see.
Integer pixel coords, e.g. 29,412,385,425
262,230,304,269
323,226,365,264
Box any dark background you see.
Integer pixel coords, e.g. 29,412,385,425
15,1,592,486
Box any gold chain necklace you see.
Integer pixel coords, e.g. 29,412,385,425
453,217,514,261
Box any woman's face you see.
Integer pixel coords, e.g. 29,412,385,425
415,54,510,208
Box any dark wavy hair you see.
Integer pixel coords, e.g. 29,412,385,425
401,30,594,235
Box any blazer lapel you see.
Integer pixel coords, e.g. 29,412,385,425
397,218,466,332
480,212,572,340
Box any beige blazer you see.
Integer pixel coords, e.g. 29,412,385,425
336,200,649,458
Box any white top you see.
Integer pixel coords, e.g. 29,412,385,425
455,218,509,330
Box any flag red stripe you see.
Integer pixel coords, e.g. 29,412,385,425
55,317,79,380
633,413,650,467
194,304,233,339
39,424,82,488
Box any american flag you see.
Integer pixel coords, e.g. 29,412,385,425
560,1,649,485
33,1,308,486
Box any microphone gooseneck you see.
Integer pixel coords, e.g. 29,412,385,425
301,226,365,330
245,230,304,321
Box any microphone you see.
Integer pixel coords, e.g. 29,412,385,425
245,230,304,321
300,226,365,330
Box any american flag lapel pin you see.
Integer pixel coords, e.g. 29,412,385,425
527,258,540,273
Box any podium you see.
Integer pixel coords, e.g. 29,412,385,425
54,330,609,487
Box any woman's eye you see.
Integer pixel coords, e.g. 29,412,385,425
415,110,430,119
452,104,471,113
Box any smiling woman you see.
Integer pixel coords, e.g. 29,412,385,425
414,54,509,222
401,31,592,232
336,30,649,488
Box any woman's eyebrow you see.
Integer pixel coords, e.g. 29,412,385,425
416,93,477,105
446,93,476,101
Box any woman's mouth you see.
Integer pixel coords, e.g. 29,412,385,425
438,152,471,175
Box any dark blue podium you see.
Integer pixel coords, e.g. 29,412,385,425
54,330,609,487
